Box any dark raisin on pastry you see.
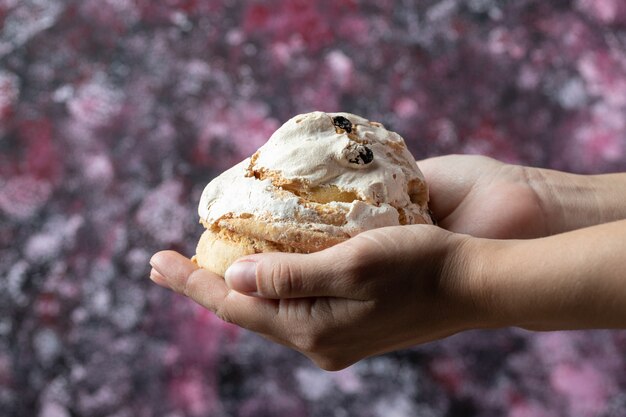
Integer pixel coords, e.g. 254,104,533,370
348,145,374,165
332,116,353,133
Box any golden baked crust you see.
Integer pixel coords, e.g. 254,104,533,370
194,224,339,277
195,207,430,277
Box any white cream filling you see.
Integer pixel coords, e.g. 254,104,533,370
198,111,431,236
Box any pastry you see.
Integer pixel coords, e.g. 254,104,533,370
194,111,433,276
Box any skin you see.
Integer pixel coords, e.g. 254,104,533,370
420,154,626,238
149,154,626,371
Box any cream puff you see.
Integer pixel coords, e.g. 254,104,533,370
194,111,433,276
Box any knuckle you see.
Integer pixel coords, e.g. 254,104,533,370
183,269,235,325
266,261,299,297
182,268,204,298
214,304,233,324
342,247,373,285
214,292,236,324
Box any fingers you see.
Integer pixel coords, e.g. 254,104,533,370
224,248,355,299
223,225,440,300
149,268,171,289
149,250,279,334
148,251,368,369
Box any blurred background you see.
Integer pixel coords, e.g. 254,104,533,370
1,0,626,416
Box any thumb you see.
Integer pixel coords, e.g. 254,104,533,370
224,249,351,299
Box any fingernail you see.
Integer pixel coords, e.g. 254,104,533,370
150,254,166,275
149,268,171,289
149,254,172,287
225,261,257,294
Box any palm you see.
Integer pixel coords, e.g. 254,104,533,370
419,155,548,239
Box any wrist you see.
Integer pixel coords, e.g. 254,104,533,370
525,167,626,235
457,236,542,330
464,235,581,330
442,234,512,330
452,234,571,330
467,227,626,332
586,173,626,225
524,167,593,236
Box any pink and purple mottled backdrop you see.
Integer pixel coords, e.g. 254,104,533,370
2,1,626,416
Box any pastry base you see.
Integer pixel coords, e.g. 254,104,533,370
194,224,345,277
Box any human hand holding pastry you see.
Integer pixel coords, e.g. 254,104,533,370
150,224,479,370
149,112,626,370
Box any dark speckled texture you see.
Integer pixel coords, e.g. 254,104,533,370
1,1,626,416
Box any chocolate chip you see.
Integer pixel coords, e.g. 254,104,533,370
348,145,374,165
332,116,352,133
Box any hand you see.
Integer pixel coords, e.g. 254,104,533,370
419,155,548,239
149,225,486,370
